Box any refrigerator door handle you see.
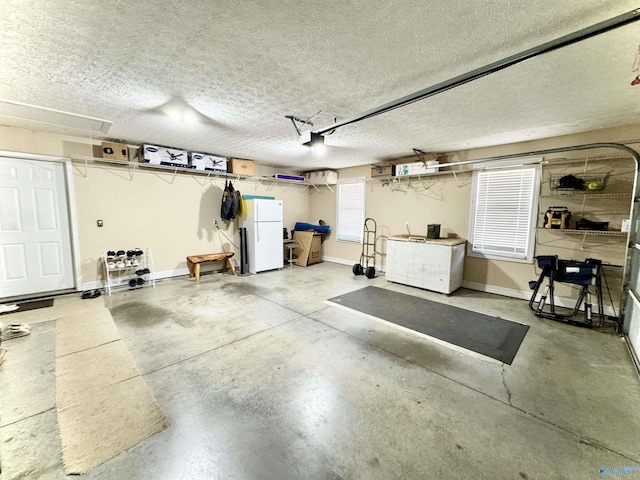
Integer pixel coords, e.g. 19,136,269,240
256,203,260,242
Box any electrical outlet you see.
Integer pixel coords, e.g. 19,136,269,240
213,219,218,226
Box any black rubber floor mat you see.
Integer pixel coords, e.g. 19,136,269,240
327,286,528,364
1,298,54,315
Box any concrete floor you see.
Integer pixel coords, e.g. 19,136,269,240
1,262,640,479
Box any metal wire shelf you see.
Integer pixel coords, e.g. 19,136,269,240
549,173,609,193
537,228,626,237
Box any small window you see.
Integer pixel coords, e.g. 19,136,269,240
336,177,366,242
469,163,540,262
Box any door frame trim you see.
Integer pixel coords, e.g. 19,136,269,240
0,150,81,296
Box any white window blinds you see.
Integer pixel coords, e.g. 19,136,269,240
470,166,538,260
337,177,365,243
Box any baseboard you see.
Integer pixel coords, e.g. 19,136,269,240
624,336,640,379
462,281,531,301
322,256,386,272
82,267,194,292
83,260,617,318
81,280,103,292
462,280,618,318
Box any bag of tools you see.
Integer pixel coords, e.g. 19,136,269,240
543,206,571,229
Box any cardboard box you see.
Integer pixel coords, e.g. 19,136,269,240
395,160,439,177
229,158,256,176
293,231,322,267
190,152,227,173
139,145,189,168
371,165,394,177
101,142,129,161
305,170,338,185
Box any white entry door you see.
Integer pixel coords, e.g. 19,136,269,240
0,157,75,298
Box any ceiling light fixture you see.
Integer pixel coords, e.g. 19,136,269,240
0,98,112,133
299,130,324,147
168,108,198,124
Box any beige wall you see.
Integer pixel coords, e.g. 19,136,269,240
2,123,639,303
0,126,312,286
311,124,640,305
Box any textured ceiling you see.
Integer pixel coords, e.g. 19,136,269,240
1,0,639,171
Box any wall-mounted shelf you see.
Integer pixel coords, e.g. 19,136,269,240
539,152,634,251
374,168,473,192
537,227,628,249
537,228,627,237
541,192,630,199
70,155,332,191
542,154,630,166
72,155,252,180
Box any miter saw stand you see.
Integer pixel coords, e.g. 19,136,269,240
528,255,604,328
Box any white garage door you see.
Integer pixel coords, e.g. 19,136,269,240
624,207,640,369
0,156,75,298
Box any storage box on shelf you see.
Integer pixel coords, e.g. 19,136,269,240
101,142,129,161
103,248,155,295
229,158,256,176
305,170,337,185
190,152,227,173
395,160,439,177
371,165,394,178
274,173,305,182
139,145,189,167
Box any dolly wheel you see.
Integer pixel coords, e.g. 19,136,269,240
353,264,363,276
366,266,376,279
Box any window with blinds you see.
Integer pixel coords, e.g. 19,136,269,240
469,165,540,261
336,177,366,242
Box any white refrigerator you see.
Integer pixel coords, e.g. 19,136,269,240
239,199,284,274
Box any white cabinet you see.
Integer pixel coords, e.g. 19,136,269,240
386,236,465,294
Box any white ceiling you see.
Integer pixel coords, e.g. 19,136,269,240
1,1,639,171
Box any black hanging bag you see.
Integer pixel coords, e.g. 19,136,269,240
221,180,240,220
229,182,239,219
221,180,234,220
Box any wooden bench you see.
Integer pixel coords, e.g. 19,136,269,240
186,252,236,282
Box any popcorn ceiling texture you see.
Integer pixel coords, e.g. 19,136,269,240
0,0,638,170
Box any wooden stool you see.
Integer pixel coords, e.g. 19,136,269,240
186,252,236,282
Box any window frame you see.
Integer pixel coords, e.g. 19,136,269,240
336,177,366,243
467,159,541,263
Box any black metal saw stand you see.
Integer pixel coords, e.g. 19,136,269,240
528,255,604,327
